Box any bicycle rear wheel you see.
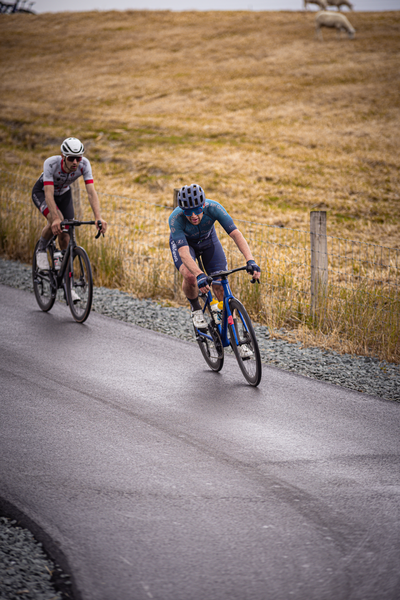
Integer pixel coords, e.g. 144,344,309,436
194,304,224,372
66,246,93,323
32,241,56,312
228,298,262,386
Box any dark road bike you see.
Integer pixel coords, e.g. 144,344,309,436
194,266,262,386
32,219,103,324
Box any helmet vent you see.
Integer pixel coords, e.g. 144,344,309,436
177,184,205,211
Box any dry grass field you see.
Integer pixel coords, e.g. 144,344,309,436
0,9,399,246
0,9,399,361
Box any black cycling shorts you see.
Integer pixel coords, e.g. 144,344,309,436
170,228,228,282
32,178,74,220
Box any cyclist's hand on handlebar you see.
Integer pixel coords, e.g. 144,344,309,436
246,260,261,284
196,272,210,293
96,218,107,236
51,217,62,236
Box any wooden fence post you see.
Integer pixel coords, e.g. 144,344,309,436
173,189,179,299
310,211,328,319
70,180,82,220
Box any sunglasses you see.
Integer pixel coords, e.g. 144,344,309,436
66,156,82,163
183,206,203,216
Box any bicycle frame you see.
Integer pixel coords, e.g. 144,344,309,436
33,218,102,323
195,266,249,349
37,220,96,300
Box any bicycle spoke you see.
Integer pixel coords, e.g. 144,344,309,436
66,247,93,323
228,298,262,386
194,301,224,372
32,241,56,312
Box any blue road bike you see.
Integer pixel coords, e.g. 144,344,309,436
194,266,262,386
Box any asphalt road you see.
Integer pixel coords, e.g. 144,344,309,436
1,284,400,600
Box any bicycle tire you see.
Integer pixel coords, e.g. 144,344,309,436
66,246,93,323
32,241,56,312
227,298,262,386
194,304,224,372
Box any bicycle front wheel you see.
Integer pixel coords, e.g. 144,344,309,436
66,246,93,323
194,304,224,372
228,298,262,386
32,241,56,312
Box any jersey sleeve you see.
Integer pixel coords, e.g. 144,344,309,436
169,209,189,249
209,201,237,235
42,157,56,186
81,158,94,184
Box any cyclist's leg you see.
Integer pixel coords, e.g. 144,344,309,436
169,238,200,303
200,230,228,302
32,183,55,271
32,183,73,250
169,238,208,329
32,181,56,304
40,209,68,251
32,181,53,249
54,189,73,250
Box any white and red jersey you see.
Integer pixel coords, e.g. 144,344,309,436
40,155,94,196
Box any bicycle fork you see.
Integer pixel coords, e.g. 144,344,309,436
196,288,241,351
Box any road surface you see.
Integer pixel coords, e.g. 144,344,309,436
1,284,400,600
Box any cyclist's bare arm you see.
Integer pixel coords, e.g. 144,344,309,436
178,246,203,278
178,246,214,294
85,183,107,234
44,186,63,235
229,229,260,280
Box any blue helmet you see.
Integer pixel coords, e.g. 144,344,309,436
177,184,205,210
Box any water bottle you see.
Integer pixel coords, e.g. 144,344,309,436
53,250,63,271
210,299,223,324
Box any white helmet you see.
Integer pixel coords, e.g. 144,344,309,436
61,137,84,156
177,184,205,210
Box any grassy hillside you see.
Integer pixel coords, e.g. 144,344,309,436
0,9,399,248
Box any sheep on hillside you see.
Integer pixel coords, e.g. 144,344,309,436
315,11,356,40
304,0,328,10
327,0,354,10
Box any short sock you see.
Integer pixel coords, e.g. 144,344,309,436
187,297,202,312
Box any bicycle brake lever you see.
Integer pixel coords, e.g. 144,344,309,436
95,220,103,239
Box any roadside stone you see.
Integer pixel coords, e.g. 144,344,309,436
0,517,65,600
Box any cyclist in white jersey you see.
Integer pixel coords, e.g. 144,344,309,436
32,137,107,271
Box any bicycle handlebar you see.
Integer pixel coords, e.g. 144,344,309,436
60,219,104,238
206,265,260,284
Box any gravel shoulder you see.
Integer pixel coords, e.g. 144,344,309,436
0,516,72,600
1,256,399,599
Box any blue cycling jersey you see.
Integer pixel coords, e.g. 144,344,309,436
169,199,237,249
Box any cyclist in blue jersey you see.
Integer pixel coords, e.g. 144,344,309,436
169,183,260,329
32,137,107,271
